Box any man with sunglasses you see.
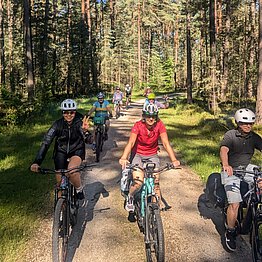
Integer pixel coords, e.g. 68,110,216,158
119,104,180,212
87,92,113,149
220,108,262,251
30,99,91,200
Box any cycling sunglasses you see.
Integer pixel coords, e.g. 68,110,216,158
62,110,76,115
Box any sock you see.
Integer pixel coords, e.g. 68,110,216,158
76,186,83,193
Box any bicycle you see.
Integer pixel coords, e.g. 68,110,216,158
220,167,262,261
38,163,95,262
126,162,177,262
114,100,121,119
93,116,107,162
125,93,131,110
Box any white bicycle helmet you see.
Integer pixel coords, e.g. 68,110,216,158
97,92,105,99
143,104,159,117
60,99,77,111
234,108,256,124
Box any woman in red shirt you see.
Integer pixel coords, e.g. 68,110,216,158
119,104,180,212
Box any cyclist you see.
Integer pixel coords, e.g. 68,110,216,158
220,108,262,251
112,86,124,114
30,99,92,200
125,84,132,106
143,86,152,97
143,93,169,112
119,104,180,212
87,92,113,148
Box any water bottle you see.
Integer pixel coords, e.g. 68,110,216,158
60,176,67,189
121,168,131,194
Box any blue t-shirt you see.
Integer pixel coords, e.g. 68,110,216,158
93,100,110,117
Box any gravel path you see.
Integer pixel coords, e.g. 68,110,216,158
22,100,252,262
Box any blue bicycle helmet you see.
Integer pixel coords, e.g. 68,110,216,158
97,92,105,99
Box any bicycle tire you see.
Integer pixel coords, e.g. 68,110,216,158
251,220,262,262
52,198,69,262
145,203,165,262
95,131,102,162
69,186,78,227
116,105,120,119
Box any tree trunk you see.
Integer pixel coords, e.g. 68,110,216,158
209,0,218,113
221,0,231,101
137,0,142,88
256,0,262,124
0,0,5,86
24,0,35,101
186,12,193,104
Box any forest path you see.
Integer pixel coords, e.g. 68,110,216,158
23,98,252,262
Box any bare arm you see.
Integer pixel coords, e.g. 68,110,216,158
106,105,113,115
220,145,233,176
87,106,96,116
160,132,180,167
119,132,137,168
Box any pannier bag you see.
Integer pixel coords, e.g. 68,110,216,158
205,172,249,208
120,168,132,197
205,172,226,208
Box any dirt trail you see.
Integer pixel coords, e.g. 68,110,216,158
23,99,252,262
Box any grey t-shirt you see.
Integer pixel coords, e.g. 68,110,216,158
220,129,262,168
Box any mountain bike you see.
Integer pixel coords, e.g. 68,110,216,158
93,116,107,162
127,162,177,262
221,167,262,261
38,163,95,262
114,100,121,119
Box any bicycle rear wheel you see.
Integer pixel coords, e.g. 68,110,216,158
251,220,262,262
52,198,69,262
145,203,165,262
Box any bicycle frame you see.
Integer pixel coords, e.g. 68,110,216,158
140,173,157,218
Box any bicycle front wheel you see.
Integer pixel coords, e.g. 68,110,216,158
95,131,102,162
251,220,262,262
145,203,165,262
116,105,120,118
52,198,69,262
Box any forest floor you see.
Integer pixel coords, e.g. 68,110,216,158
23,99,252,262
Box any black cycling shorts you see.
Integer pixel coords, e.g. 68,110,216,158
54,148,85,170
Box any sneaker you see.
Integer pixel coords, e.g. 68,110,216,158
128,212,136,222
76,191,85,200
125,195,134,212
225,228,237,251
92,143,96,151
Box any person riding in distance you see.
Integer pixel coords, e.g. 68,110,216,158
112,86,124,114
143,93,169,112
220,108,262,251
119,104,180,212
87,92,113,148
143,86,152,97
125,84,132,101
30,99,91,200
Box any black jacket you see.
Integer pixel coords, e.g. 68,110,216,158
33,112,87,165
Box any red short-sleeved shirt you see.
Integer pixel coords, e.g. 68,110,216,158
131,120,166,156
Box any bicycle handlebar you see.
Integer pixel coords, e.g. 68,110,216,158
38,163,97,175
233,167,262,179
126,163,180,174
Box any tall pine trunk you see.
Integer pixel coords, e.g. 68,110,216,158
24,0,35,101
256,0,262,124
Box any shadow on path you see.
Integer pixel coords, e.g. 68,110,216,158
66,182,109,262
